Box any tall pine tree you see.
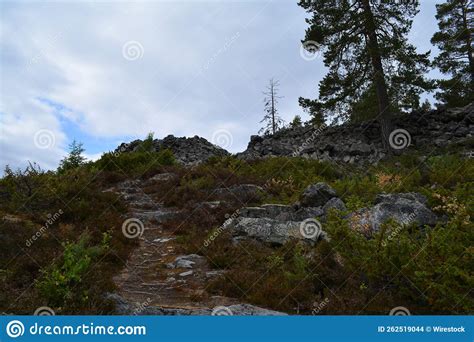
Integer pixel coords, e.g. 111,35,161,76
431,0,473,108
298,0,433,149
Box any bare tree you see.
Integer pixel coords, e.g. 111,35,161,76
259,78,285,136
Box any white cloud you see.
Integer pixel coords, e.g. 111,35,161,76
0,1,440,171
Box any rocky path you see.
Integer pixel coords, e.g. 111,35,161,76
108,178,284,315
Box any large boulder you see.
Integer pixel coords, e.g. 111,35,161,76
300,183,337,207
349,192,437,236
322,197,347,215
224,203,326,245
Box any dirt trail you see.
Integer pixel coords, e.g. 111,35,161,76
110,179,237,313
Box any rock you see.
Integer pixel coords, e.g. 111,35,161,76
226,216,325,245
349,192,437,235
201,201,222,209
293,207,325,221
374,192,428,205
226,217,301,245
115,135,229,165
224,304,287,316
225,201,328,245
148,173,177,182
237,104,473,164
106,293,287,316
153,237,174,243
105,293,132,315
179,270,194,277
322,197,347,215
349,142,372,155
300,183,337,207
167,254,203,269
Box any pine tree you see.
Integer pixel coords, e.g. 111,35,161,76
290,114,303,128
431,0,474,108
298,0,433,149
259,79,285,135
58,140,86,173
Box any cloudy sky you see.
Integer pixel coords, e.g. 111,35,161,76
0,0,442,171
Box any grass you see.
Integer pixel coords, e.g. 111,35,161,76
0,149,472,314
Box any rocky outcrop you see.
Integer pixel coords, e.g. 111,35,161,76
238,103,474,164
349,193,438,236
224,184,346,245
116,135,229,165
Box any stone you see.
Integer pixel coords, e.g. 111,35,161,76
224,304,287,316
106,293,287,315
300,182,337,207
148,173,177,182
322,197,347,215
179,270,194,277
168,255,203,269
236,104,473,165
225,216,326,245
115,135,229,165
349,192,437,235
349,142,372,155
226,202,327,245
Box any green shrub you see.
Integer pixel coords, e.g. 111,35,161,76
36,233,109,308
91,149,175,175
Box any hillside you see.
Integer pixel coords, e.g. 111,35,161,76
0,104,473,315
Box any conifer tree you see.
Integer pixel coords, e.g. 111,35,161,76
58,140,86,173
431,0,474,107
298,0,433,149
259,79,285,135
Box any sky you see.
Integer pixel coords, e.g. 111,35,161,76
0,0,442,171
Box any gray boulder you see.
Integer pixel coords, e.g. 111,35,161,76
349,192,437,235
225,217,306,245
300,182,337,207
224,203,326,245
322,197,347,215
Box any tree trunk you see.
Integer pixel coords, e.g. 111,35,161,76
271,82,276,135
361,0,393,150
461,1,474,84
